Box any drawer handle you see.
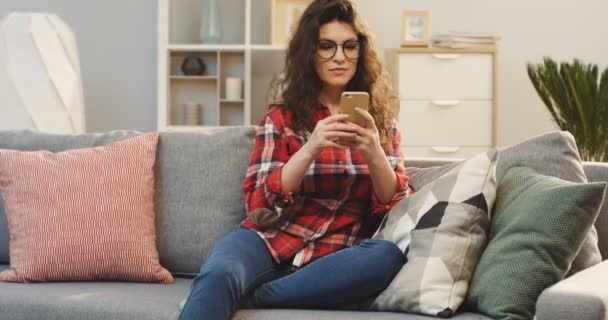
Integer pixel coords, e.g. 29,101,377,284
432,146,460,153
432,54,462,60
431,100,461,107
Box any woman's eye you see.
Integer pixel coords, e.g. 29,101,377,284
319,42,335,50
344,42,359,50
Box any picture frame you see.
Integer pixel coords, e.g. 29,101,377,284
401,10,431,47
271,0,312,45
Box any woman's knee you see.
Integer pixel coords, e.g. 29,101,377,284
194,228,262,282
359,240,405,277
195,259,240,280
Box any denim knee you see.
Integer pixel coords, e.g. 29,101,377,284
358,240,405,282
194,259,247,289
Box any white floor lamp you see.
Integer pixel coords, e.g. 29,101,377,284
0,12,86,134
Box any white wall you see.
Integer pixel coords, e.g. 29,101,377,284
353,0,608,146
1,1,606,145
0,0,157,133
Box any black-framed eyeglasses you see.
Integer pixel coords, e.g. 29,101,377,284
316,39,361,60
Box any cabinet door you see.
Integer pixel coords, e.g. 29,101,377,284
398,53,492,100
398,100,492,147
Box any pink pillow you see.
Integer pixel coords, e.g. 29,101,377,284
0,133,173,283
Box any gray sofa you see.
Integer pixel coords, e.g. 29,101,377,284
0,126,606,320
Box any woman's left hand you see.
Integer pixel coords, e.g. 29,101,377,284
340,108,385,162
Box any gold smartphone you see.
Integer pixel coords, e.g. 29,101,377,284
339,91,369,127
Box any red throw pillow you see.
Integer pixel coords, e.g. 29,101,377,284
0,133,173,283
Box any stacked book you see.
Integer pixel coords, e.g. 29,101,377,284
431,32,501,49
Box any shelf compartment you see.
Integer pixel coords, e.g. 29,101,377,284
250,0,272,45
219,51,245,100
170,51,218,77
169,80,218,126
220,101,244,126
169,0,246,45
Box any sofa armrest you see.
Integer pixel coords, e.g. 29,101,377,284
536,260,608,320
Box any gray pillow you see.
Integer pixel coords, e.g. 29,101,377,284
405,131,602,274
371,150,498,317
0,129,140,265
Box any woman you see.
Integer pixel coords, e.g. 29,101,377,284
179,1,411,319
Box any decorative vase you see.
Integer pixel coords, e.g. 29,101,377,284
184,102,201,126
200,0,222,44
181,56,206,76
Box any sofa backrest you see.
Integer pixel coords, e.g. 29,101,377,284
583,162,608,258
154,127,255,275
1,128,606,277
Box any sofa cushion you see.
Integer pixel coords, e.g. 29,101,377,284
233,309,493,320
466,167,607,320
0,129,140,265
0,264,190,320
0,133,173,283
0,262,491,320
371,150,498,317
155,127,256,275
404,131,602,274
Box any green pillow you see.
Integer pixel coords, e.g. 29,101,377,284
466,166,607,320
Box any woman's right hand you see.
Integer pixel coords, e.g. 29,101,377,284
302,113,358,159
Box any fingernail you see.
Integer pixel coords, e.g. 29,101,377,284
355,107,360,111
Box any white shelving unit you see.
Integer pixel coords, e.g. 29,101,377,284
158,0,287,129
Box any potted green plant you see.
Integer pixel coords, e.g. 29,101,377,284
527,57,608,161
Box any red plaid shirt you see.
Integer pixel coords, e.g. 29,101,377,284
240,106,411,267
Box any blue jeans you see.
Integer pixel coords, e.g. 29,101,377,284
178,227,404,320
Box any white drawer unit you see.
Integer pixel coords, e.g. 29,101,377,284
385,47,497,158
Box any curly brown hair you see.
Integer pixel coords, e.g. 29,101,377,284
269,0,398,149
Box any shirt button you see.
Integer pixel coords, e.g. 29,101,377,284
338,160,343,164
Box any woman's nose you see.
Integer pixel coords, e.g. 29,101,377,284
333,46,346,61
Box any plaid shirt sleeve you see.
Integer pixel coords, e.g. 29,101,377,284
243,110,300,218
370,121,411,215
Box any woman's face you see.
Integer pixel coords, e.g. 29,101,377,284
315,20,360,90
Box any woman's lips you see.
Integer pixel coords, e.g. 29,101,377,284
330,68,347,75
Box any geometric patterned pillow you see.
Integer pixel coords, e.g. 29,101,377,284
370,149,498,317
0,133,173,283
